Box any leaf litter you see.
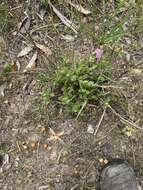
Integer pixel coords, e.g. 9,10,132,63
1,1,143,189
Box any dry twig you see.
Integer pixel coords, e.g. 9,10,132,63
93,107,107,136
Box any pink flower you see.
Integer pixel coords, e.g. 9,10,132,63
95,48,103,61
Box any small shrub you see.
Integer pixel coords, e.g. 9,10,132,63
46,54,112,115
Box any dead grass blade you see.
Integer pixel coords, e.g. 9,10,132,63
48,1,78,34
24,51,37,72
68,1,91,15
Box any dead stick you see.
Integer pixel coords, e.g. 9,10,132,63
93,107,107,136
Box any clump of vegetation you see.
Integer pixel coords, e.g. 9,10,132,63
41,0,49,9
44,54,112,115
2,63,13,74
0,3,14,34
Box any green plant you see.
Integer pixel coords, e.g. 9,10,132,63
43,89,54,102
41,0,49,9
46,54,112,115
99,20,127,44
3,63,13,74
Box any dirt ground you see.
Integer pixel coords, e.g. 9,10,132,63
0,1,143,190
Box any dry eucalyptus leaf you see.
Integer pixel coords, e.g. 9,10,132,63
24,51,37,72
35,43,52,56
18,46,33,57
18,16,30,34
68,1,91,15
49,1,78,33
